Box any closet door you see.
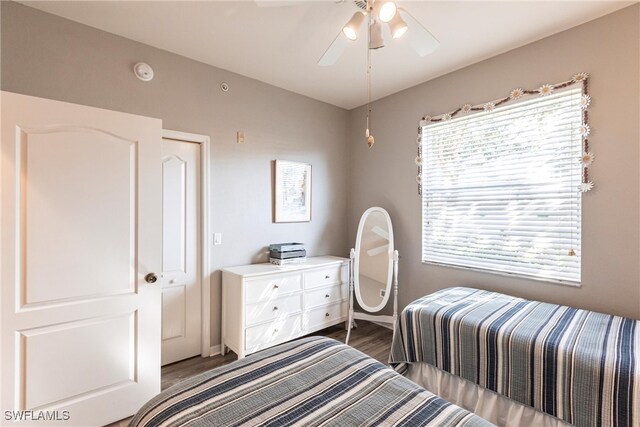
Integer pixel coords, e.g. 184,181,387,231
0,91,162,426
161,138,202,366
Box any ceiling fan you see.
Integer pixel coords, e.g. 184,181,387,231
318,0,439,66
256,0,439,148
255,0,439,66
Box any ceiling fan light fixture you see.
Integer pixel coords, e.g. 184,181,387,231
369,20,384,49
377,1,397,23
343,11,365,40
389,12,408,39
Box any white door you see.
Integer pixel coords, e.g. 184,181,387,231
161,138,202,365
0,92,162,426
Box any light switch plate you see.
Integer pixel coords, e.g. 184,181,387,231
236,131,245,144
214,233,222,245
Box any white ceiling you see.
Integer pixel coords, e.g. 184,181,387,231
21,0,634,109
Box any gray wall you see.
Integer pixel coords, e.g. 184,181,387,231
0,1,351,346
2,1,638,357
348,4,640,319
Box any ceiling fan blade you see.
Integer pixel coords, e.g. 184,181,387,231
371,226,390,240
367,244,389,257
318,32,350,66
398,8,439,57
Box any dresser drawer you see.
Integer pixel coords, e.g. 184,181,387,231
305,266,342,289
305,302,346,331
246,294,302,327
245,273,302,304
304,284,347,309
245,315,303,351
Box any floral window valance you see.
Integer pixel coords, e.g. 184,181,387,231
415,73,593,196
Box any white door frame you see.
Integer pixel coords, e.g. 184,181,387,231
162,129,213,357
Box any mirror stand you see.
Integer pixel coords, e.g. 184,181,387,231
345,248,399,345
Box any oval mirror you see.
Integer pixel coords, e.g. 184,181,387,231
354,207,394,313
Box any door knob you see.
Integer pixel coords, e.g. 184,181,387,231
145,273,158,283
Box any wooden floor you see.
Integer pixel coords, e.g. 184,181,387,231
107,320,392,427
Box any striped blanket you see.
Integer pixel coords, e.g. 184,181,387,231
131,336,493,427
389,287,640,427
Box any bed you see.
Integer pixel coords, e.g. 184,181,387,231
131,336,493,427
390,287,640,427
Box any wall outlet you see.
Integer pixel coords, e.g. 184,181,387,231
236,131,245,144
380,289,386,298
214,233,222,245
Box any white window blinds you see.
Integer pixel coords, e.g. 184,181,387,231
420,88,583,284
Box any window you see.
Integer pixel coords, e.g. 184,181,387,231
420,88,583,284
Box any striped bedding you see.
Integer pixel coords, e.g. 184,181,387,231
131,336,493,427
389,287,640,427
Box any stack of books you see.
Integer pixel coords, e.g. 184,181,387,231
269,243,306,265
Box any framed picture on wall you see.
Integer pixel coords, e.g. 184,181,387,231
274,160,312,223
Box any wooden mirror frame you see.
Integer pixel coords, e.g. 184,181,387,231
353,207,394,313
346,207,399,345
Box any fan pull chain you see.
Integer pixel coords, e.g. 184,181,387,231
365,0,374,148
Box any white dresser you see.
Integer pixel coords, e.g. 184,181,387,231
221,256,349,358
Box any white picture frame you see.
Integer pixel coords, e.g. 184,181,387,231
274,160,312,223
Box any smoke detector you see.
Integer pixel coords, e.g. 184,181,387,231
133,62,154,82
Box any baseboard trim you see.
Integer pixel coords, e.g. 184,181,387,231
207,345,221,357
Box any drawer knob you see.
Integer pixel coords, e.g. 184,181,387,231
325,294,330,298
325,275,330,279
325,313,330,317
273,284,279,289
273,306,278,311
